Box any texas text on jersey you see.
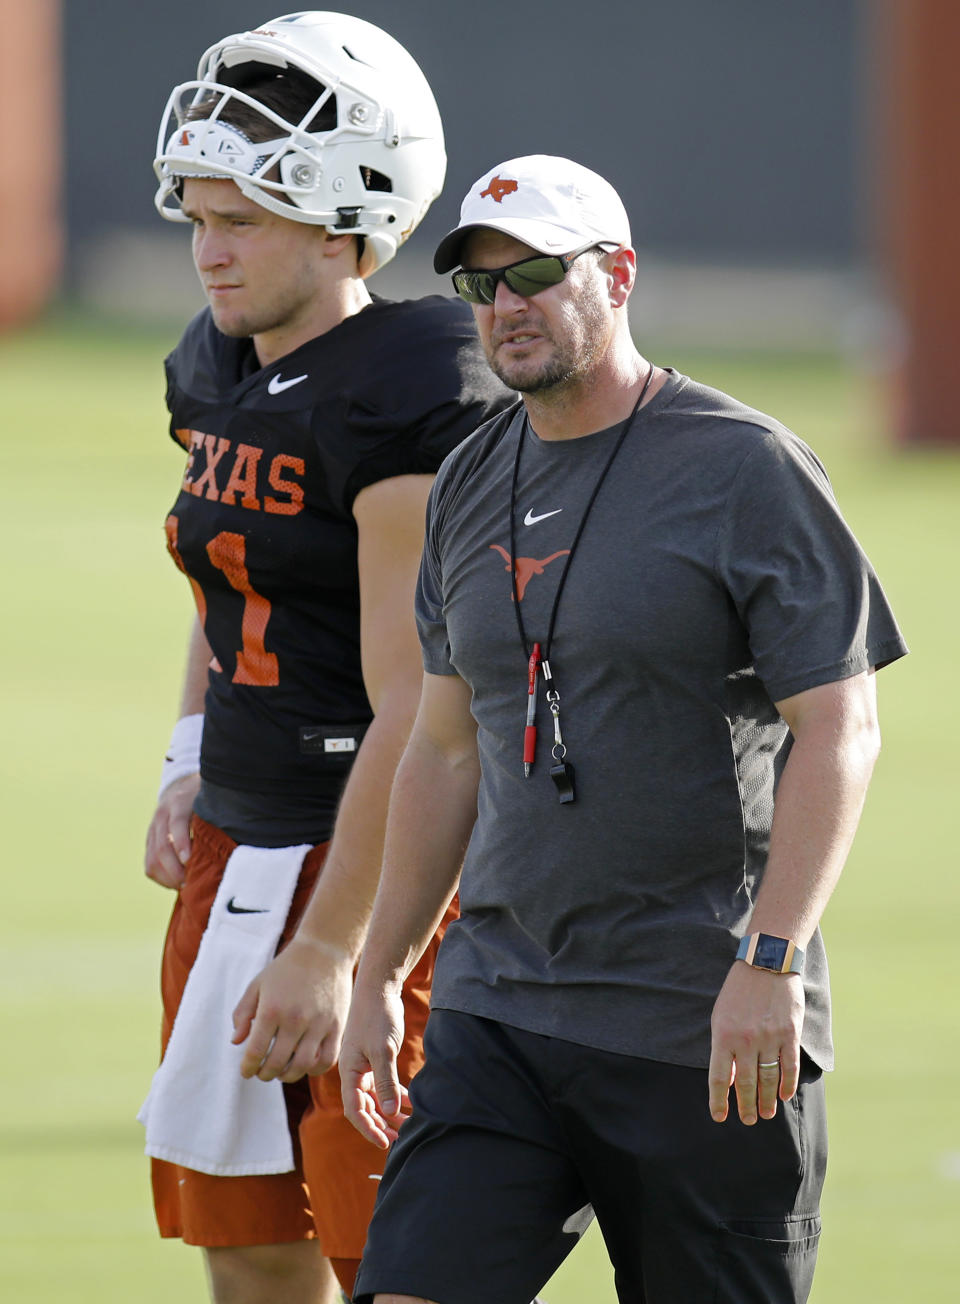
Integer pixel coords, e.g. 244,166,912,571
163,293,514,842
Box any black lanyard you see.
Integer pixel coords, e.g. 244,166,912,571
508,364,654,802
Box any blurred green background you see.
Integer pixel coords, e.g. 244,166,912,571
2,1,958,1299
1,320,956,1302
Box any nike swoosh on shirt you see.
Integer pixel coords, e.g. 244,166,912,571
523,508,563,526
226,897,269,915
267,372,308,394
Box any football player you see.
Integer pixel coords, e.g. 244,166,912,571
139,13,513,1304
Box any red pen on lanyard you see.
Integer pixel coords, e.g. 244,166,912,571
523,642,541,777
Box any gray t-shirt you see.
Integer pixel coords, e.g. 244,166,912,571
415,370,907,1069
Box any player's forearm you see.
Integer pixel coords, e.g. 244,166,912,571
355,729,479,993
747,690,881,947
156,618,211,796
291,691,419,963
177,615,212,717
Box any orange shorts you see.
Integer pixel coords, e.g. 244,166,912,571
151,815,453,1255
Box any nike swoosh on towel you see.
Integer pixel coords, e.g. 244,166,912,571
226,898,269,915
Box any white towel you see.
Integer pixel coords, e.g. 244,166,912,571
138,842,311,1176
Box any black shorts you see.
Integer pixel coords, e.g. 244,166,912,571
354,1010,827,1304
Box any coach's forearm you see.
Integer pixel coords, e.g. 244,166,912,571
708,673,882,1123
748,672,881,945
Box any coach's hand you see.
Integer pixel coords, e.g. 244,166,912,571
144,773,200,889
339,983,409,1150
231,937,353,1083
708,962,804,1125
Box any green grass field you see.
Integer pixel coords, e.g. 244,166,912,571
1,318,957,1302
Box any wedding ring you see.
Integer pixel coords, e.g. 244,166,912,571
758,1060,781,1069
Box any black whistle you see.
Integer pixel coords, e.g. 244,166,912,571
550,761,576,804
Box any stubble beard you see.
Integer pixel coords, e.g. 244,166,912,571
490,352,577,395
486,323,587,395
487,278,610,396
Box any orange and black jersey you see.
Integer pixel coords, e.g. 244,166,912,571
163,295,513,842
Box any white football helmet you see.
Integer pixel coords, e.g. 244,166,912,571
153,11,446,275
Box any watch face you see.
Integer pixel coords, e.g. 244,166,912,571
753,935,789,972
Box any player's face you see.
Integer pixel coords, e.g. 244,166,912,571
182,178,331,349
459,229,613,396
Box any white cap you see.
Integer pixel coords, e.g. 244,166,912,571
434,154,631,272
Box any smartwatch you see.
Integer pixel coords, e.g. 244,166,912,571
736,932,805,975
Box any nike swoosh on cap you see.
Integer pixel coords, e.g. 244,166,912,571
523,508,563,526
267,372,308,394
226,897,269,914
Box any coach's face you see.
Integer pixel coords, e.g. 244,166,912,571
181,177,332,349
459,228,615,396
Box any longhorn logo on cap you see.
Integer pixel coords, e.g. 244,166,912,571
479,175,518,203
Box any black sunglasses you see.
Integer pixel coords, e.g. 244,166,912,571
451,243,598,304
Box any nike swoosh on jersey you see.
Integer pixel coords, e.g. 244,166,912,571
523,508,563,526
267,372,308,394
226,897,269,915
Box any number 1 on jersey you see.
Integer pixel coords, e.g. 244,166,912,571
205,532,279,686
166,516,279,687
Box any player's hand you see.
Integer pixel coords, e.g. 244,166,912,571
708,962,804,1125
339,983,408,1150
144,773,200,889
231,937,354,1084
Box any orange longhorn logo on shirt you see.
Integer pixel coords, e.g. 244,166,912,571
489,544,569,601
479,176,519,203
